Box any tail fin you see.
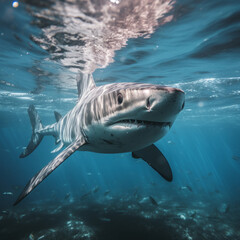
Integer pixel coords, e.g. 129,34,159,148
19,105,43,158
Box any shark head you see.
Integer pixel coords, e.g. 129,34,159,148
82,83,185,153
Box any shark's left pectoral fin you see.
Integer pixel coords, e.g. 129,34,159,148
14,137,86,206
132,144,173,182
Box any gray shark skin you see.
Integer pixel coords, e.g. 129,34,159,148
14,72,185,205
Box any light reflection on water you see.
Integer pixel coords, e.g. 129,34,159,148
0,0,240,122
28,0,175,73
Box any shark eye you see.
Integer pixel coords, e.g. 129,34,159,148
117,93,123,104
146,97,151,109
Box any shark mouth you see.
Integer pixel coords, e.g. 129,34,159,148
115,119,172,128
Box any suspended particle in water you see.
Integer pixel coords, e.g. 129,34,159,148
198,101,204,107
110,0,120,4
12,1,19,8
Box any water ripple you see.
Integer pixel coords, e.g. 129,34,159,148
26,0,175,73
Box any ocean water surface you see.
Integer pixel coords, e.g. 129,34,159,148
0,0,240,239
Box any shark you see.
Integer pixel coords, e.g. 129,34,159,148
14,72,185,205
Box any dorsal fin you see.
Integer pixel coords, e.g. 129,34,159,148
54,111,62,122
76,71,96,99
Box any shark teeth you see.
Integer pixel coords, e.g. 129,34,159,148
117,119,171,127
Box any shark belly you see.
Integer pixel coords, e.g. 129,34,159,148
82,123,170,153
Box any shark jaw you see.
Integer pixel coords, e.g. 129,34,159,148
108,119,173,139
96,119,173,153
110,119,172,129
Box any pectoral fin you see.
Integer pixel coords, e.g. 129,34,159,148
14,137,86,205
132,144,173,182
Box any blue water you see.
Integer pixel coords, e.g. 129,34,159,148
0,0,240,239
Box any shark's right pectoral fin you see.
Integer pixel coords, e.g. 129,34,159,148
14,137,86,206
132,144,173,182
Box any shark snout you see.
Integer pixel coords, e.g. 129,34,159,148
152,87,184,108
144,87,185,122
169,87,185,112
168,87,185,113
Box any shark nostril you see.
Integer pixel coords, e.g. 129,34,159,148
181,101,185,110
146,97,151,110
